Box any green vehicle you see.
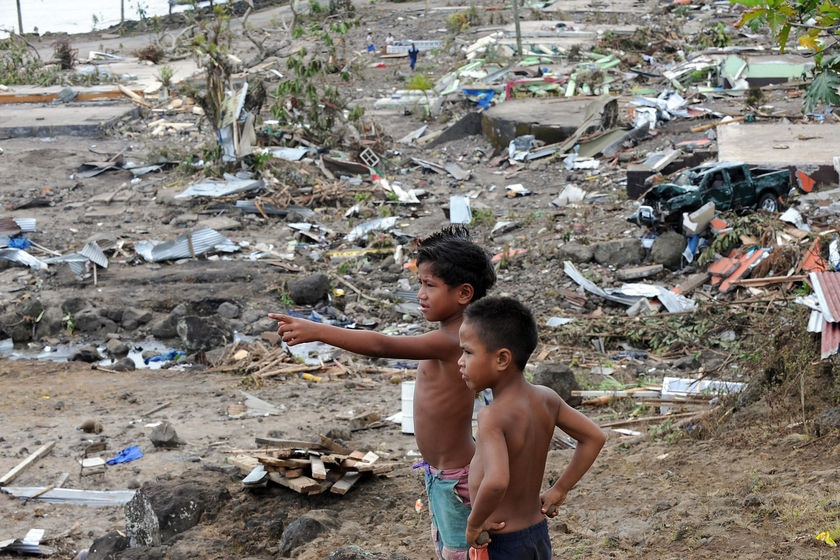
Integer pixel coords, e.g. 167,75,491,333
628,161,792,230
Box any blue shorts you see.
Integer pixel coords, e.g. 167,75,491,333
423,465,471,560
486,520,550,560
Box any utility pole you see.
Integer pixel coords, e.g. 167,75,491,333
512,0,522,59
16,0,23,34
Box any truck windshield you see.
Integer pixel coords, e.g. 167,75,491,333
672,171,696,186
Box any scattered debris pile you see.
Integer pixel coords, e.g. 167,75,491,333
228,435,399,496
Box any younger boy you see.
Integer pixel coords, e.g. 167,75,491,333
459,296,605,558
269,226,496,560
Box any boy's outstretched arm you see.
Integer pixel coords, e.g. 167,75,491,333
540,399,605,517
268,312,455,361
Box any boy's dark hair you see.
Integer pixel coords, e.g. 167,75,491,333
463,296,537,371
415,226,496,301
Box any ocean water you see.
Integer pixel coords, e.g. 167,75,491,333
1,0,195,37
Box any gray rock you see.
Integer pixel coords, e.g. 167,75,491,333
327,546,410,560
73,307,119,336
531,362,581,406
280,510,340,557
149,421,185,448
34,306,65,339
289,273,330,305
70,344,102,363
86,530,130,560
651,231,687,270
593,238,644,267
176,315,233,352
217,301,240,319
125,475,230,547
106,338,131,358
111,357,136,371
557,241,594,263
122,307,154,330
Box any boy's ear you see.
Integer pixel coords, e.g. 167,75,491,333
457,283,475,304
495,348,512,371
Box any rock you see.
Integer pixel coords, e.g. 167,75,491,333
70,344,102,363
176,315,232,352
86,530,130,560
149,421,185,448
125,475,230,547
288,273,330,305
651,231,687,270
557,241,594,263
121,307,154,330
531,362,581,406
327,546,410,560
111,357,136,371
280,510,340,557
72,307,119,336
593,239,644,267
34,306,65,339
814,405,840,436
217,301,240,319
106,337,131,358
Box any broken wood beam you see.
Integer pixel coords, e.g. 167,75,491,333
0,441,55,487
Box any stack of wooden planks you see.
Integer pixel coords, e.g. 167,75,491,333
228,435,398,496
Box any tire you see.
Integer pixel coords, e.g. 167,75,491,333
758,193,779,213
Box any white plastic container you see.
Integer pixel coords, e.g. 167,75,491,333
401,381,415,434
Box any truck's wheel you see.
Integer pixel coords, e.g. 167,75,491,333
758,193,779,213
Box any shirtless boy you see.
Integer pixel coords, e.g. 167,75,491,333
269,226,496,560
459,296,605,558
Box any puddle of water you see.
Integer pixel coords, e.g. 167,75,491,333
0,338,184,370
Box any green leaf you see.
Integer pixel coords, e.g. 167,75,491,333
803,69,840,112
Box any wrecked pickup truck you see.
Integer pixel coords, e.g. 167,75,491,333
628,161,791,229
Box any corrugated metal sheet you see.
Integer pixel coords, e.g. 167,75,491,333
0,217,21,237
80,242,109,269
810,271,840,358
822,320,840,360
134,227,239,262
0,248,47,271
810,271,840,323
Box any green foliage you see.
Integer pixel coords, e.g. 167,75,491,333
0,33,61,86
157,64,175,88
471,208,495,227
268,17,360,144
347,105,365,122
732,0,840,111
62,312,76,335
406,73,434,92
447,12,471,33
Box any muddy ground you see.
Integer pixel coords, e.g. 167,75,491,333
2,0,840,559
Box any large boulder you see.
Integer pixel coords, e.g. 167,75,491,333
125,474,230,548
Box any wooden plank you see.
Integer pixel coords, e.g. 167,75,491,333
258,456,311,470
0,90,146,104
310,454,327,480
330,472,362,495
268,472,321,493
0,441,55,486
228,454,261,475
255,437,322,449
318,434,351,455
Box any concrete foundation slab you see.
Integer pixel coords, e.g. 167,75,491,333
717,122,840,185
0,101,139,138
